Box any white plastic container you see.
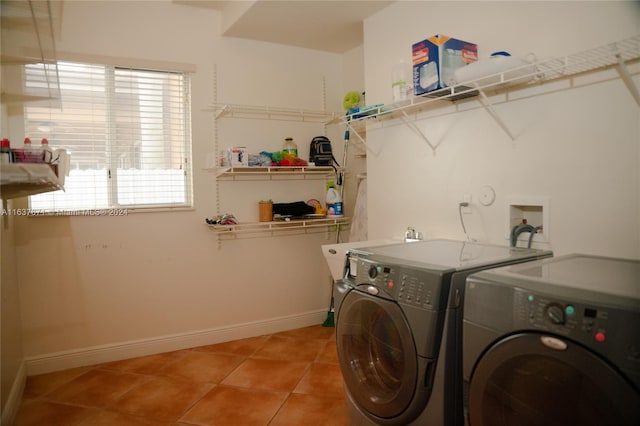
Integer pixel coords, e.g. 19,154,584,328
391,59,413,103
326,182,343,217
41,138,54,163
453,52,537,87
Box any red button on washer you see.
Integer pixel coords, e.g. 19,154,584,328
388,281,394,289
595,332,606,343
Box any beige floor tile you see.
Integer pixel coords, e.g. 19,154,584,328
100,350,185,375
270,393,349,426
293,363,344,397
316,339,339,364
221,358,309,392
14,398,96,426
23,367,94,399
158,351,244,383
274,325,335,341
13,326,344,426
112,376,214,421
78,409,172,425
252,335,327,362
45,369,145,408
191,335,269,356
180,386,287,426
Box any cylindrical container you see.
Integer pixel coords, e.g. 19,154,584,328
41,138,54,163
259,201,273,222
392,59,413,103
326,182,343,216
282,137,298,159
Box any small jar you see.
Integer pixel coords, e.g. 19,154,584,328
282,137,298,159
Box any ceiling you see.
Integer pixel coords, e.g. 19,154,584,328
174,0,394,53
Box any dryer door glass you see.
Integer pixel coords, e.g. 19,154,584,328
336,290,418,419
468,332,640,426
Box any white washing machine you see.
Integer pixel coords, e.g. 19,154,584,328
463,254,640,426
333,239,552,425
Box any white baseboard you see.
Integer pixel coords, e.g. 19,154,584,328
2,360,26,426
25,309,328,376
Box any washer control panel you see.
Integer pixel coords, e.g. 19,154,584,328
352,257,447,310
512,288,640,371
515,291,607,339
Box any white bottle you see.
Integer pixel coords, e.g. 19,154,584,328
326,181,343,216
392,59,413,103
41,138,54,163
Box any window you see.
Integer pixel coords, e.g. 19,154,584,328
24,61,192,212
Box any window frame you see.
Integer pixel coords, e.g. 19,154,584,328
23,58,194,214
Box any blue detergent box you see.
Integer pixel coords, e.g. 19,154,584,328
412,35,478,95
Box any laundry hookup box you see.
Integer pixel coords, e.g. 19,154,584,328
412,35,478,95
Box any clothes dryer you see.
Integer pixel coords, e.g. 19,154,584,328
333,239,552,426
463,254,640,426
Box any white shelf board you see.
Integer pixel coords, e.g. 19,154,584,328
207,216,350,235
0,162,63,199
206,103,342,123
211,166,337,180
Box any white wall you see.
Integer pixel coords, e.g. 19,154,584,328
363,1,640,258
8,0,362,372
1,209,25,419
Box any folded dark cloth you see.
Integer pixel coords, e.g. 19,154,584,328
272,201,315,217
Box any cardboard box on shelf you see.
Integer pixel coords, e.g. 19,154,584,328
412,35,478,95
229,147,248,167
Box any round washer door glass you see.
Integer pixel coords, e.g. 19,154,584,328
468,333,640,426
336,290,418,419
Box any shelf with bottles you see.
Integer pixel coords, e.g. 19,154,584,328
207,215,350,237
212,165,339,180
1,137,69,200
0,162,64,199
329,35,640,147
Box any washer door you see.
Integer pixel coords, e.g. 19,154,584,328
336,289,418,419
468,332,640,426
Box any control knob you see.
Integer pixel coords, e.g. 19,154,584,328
546,304,565,325
368,266,378,279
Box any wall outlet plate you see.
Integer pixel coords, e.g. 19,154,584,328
479,185,495,206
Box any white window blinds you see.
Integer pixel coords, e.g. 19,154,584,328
24,61,193,212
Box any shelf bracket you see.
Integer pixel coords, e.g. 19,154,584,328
346,121,366,146
615,54,640,107
476,88,516,141
399,109,437,152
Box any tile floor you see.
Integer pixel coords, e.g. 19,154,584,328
13,325,348,426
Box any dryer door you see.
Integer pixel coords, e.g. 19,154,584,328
336,289,419,419
467,332,640,426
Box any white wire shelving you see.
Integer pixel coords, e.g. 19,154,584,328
212,166,338,180
330,34,640,150
0,163,63,199
207,216,350,237
205,103,342,123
